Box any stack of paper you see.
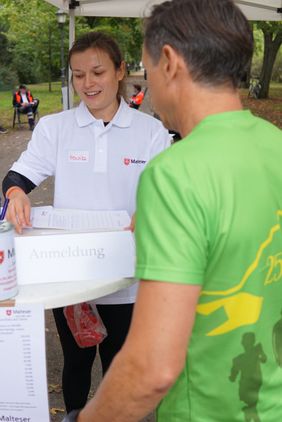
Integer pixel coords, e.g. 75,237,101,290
30,206,131,232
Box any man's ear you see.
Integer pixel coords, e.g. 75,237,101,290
159,45,181,84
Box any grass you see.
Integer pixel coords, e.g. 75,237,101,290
0,81,281,129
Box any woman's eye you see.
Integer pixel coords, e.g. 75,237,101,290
73,74,84,79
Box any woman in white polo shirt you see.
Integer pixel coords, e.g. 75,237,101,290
2,32,171,416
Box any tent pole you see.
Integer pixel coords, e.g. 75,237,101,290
68,7,75,108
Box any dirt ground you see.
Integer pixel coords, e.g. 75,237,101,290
0,75,155,421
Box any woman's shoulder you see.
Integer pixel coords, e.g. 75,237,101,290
39,107,76,125
128,107,164,130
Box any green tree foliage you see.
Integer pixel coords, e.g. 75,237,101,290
0,13,17,89
82,16,143,66
0,17,11,65
0,0,62,86
0,0,281,100
0,1,143,89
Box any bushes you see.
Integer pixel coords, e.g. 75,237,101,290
0,66,18,92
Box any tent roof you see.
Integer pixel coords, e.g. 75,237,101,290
45,0,282,21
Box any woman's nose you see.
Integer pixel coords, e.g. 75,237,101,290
84,73,96,88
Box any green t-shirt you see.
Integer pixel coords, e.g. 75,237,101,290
135,110,282,421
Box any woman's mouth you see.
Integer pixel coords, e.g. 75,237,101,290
85,90,101,97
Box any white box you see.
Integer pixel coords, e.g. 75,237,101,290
14,229,135,286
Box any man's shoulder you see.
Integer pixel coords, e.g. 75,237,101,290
145,138,188,173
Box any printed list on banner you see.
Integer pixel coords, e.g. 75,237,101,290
0,304,50,421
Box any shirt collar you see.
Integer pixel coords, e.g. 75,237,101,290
111,98,133,128
75,97,133,128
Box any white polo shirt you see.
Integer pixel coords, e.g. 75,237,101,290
11,98,171,304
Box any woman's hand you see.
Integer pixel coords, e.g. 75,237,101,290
6,189,32,234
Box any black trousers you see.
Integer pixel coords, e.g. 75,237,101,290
18,99,39,116
53,303,134,413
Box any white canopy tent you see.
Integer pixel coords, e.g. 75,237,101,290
46,0,282,21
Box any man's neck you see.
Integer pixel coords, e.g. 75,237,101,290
175,81,243,138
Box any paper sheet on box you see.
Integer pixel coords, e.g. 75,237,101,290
30,206,131,231
0,303,49,421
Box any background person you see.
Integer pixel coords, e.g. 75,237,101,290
2,31,170,419
129,84,146,109
71,1,282,421
0,124,7,134
13,84,39,130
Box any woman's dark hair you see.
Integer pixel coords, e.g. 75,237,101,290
69,31,126,98
144,0,253,88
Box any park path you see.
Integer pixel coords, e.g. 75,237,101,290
0,75,155,422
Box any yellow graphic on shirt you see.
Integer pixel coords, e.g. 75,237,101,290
197,210,282,336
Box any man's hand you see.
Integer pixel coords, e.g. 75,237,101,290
125,214,135,232
6,189,32,234
77,281,201,421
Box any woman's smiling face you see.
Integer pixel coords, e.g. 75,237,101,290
71,47,125,121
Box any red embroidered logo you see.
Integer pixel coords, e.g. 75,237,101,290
6,309,12,316
124,158,130,166
123,158,146,166
0,251,4,264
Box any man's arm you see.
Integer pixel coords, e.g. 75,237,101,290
78,280,201,422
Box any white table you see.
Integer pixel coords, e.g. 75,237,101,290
2,277,137,309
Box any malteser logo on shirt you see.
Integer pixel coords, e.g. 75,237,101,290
69,151,89,162
123,157,146,166
124,158,130,165
0,250,4,264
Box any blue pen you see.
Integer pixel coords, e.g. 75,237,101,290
0,198,9,220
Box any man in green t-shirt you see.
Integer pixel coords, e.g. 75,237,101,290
74,1,282,421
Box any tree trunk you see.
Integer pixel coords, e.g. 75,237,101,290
259,29,282,99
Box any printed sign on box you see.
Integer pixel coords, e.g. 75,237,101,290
14,230,135,285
